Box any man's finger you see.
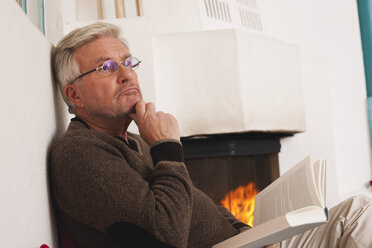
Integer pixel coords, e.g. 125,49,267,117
145,102,156,114
134,100,146,118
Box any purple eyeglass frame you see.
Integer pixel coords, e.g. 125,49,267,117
69,57,141,84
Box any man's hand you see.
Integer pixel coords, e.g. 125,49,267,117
128,101,180,146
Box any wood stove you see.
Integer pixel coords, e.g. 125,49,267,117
181,133,284,226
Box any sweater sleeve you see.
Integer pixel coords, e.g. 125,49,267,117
216,205,252,231
50,135,193,248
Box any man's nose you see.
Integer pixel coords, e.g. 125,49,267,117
117,64,133,84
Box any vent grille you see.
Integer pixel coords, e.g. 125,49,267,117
237,0,262,30
203,0,263,31
237,0,257,9
204,0,232,23
238,8,262,30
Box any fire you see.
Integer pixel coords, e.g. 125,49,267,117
220,182,257,227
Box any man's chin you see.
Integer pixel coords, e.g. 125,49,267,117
120,96,142,115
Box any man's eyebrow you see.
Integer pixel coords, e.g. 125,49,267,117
120,53,132,61
93,54,132,66
94,56,111,65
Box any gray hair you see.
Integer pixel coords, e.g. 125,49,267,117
52,22,128,114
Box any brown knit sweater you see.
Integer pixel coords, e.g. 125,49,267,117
50,118,243,248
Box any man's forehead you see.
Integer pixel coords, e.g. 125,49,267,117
75,36,130,65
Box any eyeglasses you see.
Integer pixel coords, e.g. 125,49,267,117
69,57,141,84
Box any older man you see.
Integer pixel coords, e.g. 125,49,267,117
50,22,248,248
51,22,372,248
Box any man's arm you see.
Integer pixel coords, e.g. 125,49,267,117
129,102,252,235
216,205,252,232
50,110,193,248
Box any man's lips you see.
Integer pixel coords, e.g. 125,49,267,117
119,87,140,96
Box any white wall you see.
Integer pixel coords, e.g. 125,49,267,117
258,0,372,207
0,0,66,246
44,0,64,45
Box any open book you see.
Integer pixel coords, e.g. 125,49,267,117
213,156,328,248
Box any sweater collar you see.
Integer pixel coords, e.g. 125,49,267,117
71,116,90,129
71,117,138,152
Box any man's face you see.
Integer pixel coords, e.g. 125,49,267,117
72,36,142,119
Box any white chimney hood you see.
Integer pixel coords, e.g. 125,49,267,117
152,29,305,137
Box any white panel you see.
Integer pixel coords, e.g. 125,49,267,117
77,0,99,21
102,0,116,19
124,0,137,17
236,30,305,132
0,0,68,246
152,30,305,137
153,30,245,136
44,0,64,45
26,0,38,27
142,0,202,33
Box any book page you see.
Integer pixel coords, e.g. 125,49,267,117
312,159,326,207
254,156,322,226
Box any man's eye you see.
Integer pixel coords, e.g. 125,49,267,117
102,60,119,73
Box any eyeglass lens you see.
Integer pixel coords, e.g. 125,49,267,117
102,60,119,73
102,57,140,73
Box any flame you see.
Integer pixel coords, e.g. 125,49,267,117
220,182,257,227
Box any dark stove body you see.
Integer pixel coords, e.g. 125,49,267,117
181,133,286,206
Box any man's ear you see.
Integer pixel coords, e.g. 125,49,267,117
64,84,84,108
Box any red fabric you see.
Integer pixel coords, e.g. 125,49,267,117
58,221,77,248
